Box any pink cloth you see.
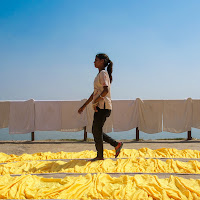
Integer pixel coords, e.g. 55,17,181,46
112,100,138,132
61,100,87,132
35,101,61,131
163,98,192,133
0,101,10,128
9,99,34,134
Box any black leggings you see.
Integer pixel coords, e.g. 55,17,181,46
92,107,118,158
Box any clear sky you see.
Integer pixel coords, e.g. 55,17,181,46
1,0,200,101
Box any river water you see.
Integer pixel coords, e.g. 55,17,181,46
0,128,199,141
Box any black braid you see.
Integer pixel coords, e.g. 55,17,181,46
96,53,113,83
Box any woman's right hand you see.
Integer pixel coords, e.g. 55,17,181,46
78,105,86,114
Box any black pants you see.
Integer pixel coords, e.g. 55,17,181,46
92,107,118,158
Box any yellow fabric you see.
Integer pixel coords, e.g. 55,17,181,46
1,158,200,175
1,149,200,199
0,173,200,199
1,148,200,163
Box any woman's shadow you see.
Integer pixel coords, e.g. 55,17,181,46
29,159,89,174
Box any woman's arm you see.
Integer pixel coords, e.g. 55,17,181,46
93,86,108,104
78,92,94,114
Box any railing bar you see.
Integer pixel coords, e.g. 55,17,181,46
31,132,35,141
84,127,87,141
136,127,139,141
187,130,192,140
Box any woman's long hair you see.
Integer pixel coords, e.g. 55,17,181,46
96,53,113,83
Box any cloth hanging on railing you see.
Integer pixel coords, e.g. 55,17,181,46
35,101,61,131
163,98,192,133
0,101,10,129
61,100,87,132
112,100,138,132
1,98,200,134
138,99,163,133
9,99,34,134
192,99,200,129
86,102,113,133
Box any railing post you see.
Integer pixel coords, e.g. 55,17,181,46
84,126,87,141
31,132,35,141
187,130,192,140
136,127,139,141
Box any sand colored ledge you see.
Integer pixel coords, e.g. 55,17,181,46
0,173,200,199
1,148,200,163
1,158,200,175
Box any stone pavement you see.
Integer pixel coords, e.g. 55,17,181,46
0,139,200,155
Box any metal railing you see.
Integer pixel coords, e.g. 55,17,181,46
30,127,193,141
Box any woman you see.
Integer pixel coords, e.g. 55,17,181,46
78,53,123,161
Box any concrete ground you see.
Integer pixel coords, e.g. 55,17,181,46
1,139,200,155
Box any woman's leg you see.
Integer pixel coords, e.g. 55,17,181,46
92,108,109,158
102,110,123,158
103,133,118,147
102,109,118,147
92,108,123,159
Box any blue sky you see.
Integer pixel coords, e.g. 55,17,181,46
1,0,200,101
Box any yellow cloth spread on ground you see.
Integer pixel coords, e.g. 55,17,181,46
1,149,200,199
1,158,200,175
0,173,200,199
1,148,200,163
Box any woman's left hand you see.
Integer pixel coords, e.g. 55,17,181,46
92,102,98,112
78,105,86,114
93,105,98,112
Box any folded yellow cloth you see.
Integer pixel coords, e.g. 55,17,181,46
1,158,200,175
0,173,200,199
1,148,200,163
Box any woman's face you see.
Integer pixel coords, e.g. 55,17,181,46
94,56,104,69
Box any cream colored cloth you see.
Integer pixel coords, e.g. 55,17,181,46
192,99,200,129
61,100,87,132
138,99,163,133
112,100,138,132
9,99,34,134
0,101,10,128
86,102,112,133
163,98,192,133
93,70,112,110
35,101,61,131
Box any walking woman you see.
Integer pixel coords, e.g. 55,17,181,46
78,53,123,161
